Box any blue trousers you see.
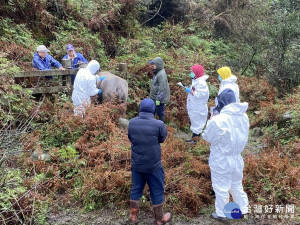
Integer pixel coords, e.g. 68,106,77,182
130,168,165,205
71,74,76,85
155,103,165,122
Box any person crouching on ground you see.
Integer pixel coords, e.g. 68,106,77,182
128,98,171,224
71,60,105,116
185,64,209,144
202,89,249,221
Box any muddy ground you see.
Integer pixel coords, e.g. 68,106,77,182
47,207,299,225
47,131,299,225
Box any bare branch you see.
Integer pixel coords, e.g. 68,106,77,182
141,0,163,26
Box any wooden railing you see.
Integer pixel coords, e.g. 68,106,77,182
14,69,79,94
14,63,129,94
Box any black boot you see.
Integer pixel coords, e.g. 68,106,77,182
186,133,199,143
193,133,200,138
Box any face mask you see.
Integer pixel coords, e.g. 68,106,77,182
152,66,158,73
218,75,223,82
190,72,195,79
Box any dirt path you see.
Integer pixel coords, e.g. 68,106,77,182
46,207,299,225
46,207,239,225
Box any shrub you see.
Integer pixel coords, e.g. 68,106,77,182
244,150,300,205
0,56,36,129
49,21,108,67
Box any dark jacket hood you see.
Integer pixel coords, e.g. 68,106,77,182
152,57,164,71
214,88,236,114
139,98,155,114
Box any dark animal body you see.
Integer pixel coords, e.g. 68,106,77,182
96,71,128,103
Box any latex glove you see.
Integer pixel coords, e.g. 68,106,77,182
96,76,106,82
99,76,106,81
98,89,102,94
185,87,191,93
155,100,160,106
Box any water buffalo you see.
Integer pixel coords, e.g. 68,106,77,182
96,71,128,103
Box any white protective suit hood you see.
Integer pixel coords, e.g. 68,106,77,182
200,74,209,81
221,102,248,115
216,74,240,105
222,74,237,84
86,60,100,75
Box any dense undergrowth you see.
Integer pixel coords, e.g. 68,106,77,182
0,0,299,224
1,84,299,224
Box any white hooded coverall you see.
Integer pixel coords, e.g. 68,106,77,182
215,75,240,106
72,60,100,115
187,75,209,134
202,102,249,217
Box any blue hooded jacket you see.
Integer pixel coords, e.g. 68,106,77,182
128,98,168,173
62,52,88,69
32,52,62,70
213,88,236,115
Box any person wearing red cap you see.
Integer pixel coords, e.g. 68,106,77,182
185,64,209,143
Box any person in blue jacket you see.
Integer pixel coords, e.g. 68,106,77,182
128,98,171,225
62,44,88,85
32,45,65,79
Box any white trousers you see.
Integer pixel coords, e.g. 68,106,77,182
211,168,249,217
187,104,208,134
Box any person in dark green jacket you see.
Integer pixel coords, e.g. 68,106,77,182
149,57,170,122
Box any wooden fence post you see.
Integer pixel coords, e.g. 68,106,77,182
119,63,128,80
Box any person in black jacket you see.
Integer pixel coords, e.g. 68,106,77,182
128,98,171,225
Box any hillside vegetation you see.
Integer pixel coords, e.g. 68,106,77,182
0,0,299,224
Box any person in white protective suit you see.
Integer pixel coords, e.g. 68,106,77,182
185,64,209,143
215,66,240,107
202,88,249,221
72,60,105,116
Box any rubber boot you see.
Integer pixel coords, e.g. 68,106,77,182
153,203,171,225
129,200,139,223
